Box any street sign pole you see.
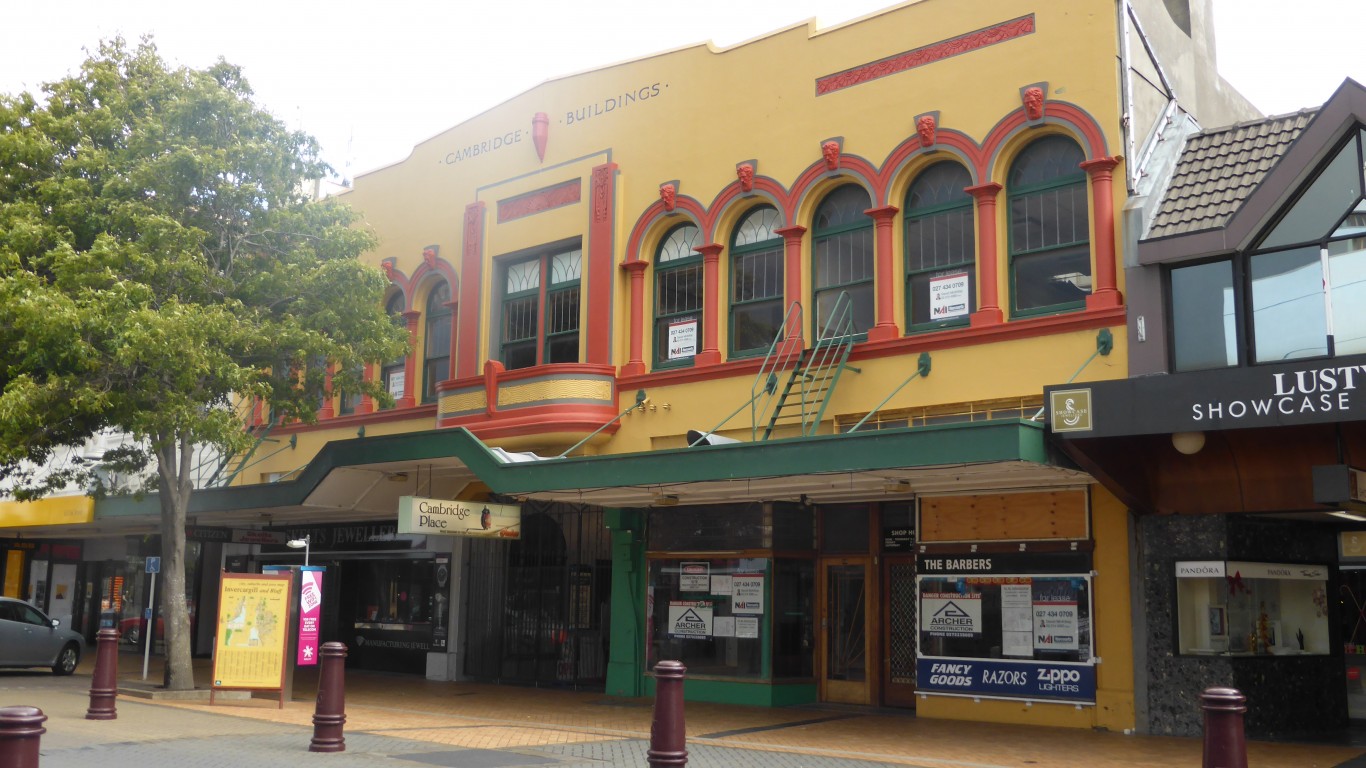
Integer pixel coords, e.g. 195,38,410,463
142,557,161,681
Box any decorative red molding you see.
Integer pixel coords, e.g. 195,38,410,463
659,183,677,212
916,114,937,148
865,206,901,342
381,259,396,282
696,243,724,366
1022,86,1045,121
966,182,1004,327
1081,156,1124,310
457,202,486,380
359,362,374,414
318,366,335,420
737,163,755,193
483,360,503,417
816,15,1035,96
497,179,582,223
822,140,842,171
587,163,618,365
423,246,438,269
620,260,649,376
532,112,549,162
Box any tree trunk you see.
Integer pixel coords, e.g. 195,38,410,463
156,430,196,691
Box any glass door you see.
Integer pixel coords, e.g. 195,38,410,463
820,557,872,704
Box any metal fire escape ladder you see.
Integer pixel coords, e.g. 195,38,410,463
762,291,860,440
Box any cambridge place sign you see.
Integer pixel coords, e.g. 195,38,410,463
397,496,521,539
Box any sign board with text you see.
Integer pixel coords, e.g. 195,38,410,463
397,496,521,539
211,572,292,694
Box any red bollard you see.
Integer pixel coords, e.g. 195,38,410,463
310,642,348,752
1201,687,1248,768
0,706,47,768
647,660,687,767
87,627,120,720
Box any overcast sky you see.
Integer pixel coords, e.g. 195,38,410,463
1,1,1360,178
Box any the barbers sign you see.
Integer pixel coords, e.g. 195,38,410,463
397,496,521,539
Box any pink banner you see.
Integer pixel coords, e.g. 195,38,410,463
297,568,323,666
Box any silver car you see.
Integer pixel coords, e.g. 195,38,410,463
0,596,83,675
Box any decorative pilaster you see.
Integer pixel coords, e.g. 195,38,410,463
358,363,374,414
695,243,724,366
588,163,618,365
620,260,649,376
399,310,420,409
457,202,486,380
865,205,900,342
966,182,1004,326
774,225,807,352
1081,156,1123,309
318,367,335,420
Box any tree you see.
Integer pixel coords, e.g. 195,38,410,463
0,38,407,689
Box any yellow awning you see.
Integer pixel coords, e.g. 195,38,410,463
0,496,95,528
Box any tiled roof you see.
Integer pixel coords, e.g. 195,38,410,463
1146,109,1318,240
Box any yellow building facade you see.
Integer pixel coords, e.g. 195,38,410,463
59,0,1259,733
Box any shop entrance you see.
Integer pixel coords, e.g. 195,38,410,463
882,554,918,706
819,557,873,704
1342,567,1366,719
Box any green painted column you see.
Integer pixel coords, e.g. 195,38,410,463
604,507,645,697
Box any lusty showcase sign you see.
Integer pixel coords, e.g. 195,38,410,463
1046,354,1366,438
397,496,521,539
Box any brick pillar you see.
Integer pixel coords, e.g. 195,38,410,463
1081,156,1123,309
966,182,1004,326
398,310,420,408
694,243,724,366
774,225,807,352
864,205,900,341
621,260,649,375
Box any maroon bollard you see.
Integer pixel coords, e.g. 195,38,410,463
310,642,348,752
647,660,687,767
86,627,120,720
0,706,47,768
1201,686,1248,768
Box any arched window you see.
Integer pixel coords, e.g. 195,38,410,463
423,280,451,402
904,163,975,331
380,292,406,408
729,206,784,356
1008,135,1090,315
812,185,874,337
500,247,582,370
654,223,702,367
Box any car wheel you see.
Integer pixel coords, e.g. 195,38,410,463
52,643,80,676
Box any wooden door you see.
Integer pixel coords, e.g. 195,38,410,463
819,557,874,704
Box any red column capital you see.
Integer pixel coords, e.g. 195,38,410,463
864,205,900,342
966,181,1003,201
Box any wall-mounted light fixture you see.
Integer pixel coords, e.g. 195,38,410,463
1171,431,1205,455
883,479,912,494
653,494,680,507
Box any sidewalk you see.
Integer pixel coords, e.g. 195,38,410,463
5,651,1364,768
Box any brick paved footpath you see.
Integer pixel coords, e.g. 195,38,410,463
4,658,1365,768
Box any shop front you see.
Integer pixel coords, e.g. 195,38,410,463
1045,358,1363,737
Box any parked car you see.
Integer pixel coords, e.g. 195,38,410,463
118,614,164,645
0,596,83,675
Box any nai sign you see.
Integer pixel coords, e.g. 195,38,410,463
397,496,521,539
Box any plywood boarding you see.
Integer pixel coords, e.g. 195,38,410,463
919,490,1088,542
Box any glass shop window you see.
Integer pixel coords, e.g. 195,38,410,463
1174,561,1330,656
917,574,1093,663
647,558,767,678
648,503,768,551
347,559,435,627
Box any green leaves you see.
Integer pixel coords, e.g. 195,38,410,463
0,36,407,494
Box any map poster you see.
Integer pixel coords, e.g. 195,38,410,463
212,572,292,690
